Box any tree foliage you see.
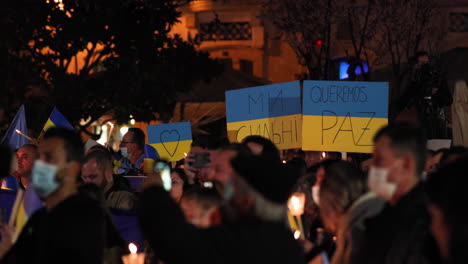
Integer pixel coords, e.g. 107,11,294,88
263,0,336,80
263,0,444,82
1,0,221,137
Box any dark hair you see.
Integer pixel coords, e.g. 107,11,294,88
171,168,189,191
20,144,38,152
128,128,145,150
0,144,12,178
44,127,84,163
242,135,280,163
181,185,223,212
439,146,468,167
287,157,307,179
88,144,110,154
426,159,468,264
416,51,429,59
84,151,113,173
374,123,427,176
319,160,366,231
218,143,252,158
231,153,298,204
191,135,224,150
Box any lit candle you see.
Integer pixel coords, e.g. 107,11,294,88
294,230,301,240
121,243,145,264
15,129,32,141
288,192,306,239
288,192,306,216
321,152,326,159
106,122,115,145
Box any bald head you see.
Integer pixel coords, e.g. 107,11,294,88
16,144,38,178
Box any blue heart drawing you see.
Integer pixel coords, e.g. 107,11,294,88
160,130,181,157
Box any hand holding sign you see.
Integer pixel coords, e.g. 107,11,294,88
147,122,192,162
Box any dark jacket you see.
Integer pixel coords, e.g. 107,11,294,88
3,193,106,264
138,186,305,264
357,183,441,264
105,174,136,209
332,192,385,264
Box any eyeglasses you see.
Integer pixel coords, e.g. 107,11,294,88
120,141,136,144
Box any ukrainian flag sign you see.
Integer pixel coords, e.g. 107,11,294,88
302,81,388,153
147,122,192,161
226,81,302,150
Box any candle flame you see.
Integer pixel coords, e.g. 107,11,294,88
288,192,306,216
294,230,301,240
15,129,32,141
129,243,137,254
282,160,287,164
291,196,300,208
184,152,187,157
322,152,326,158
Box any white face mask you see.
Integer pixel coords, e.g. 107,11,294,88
368,166,397,201
120,147,132,159
312,185,320,206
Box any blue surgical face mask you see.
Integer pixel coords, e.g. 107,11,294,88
32,160,61,198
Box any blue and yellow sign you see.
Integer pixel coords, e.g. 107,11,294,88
147,122,192,161
302,81,388,153
226,81,302,149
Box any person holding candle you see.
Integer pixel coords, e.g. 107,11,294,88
138,152,304,264
0,127,106,264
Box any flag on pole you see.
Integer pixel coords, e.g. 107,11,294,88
144,144,159,160
143,144,159,174
14,186,43,235
42,107,74,132
1,105,28,150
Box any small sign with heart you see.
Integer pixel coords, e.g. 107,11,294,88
147,122,192,162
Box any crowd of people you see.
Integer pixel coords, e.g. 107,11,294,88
0,123,466,264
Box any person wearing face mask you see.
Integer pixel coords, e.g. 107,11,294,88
357,123,441,264
138,153,304,264
0,128,106,264
82,151,136,209
118,128,145,175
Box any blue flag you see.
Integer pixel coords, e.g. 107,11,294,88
1,105,28,150
144,144,159,160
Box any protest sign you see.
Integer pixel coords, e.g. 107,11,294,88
225,81,302,149
147,122,192,161
302,81,388,153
